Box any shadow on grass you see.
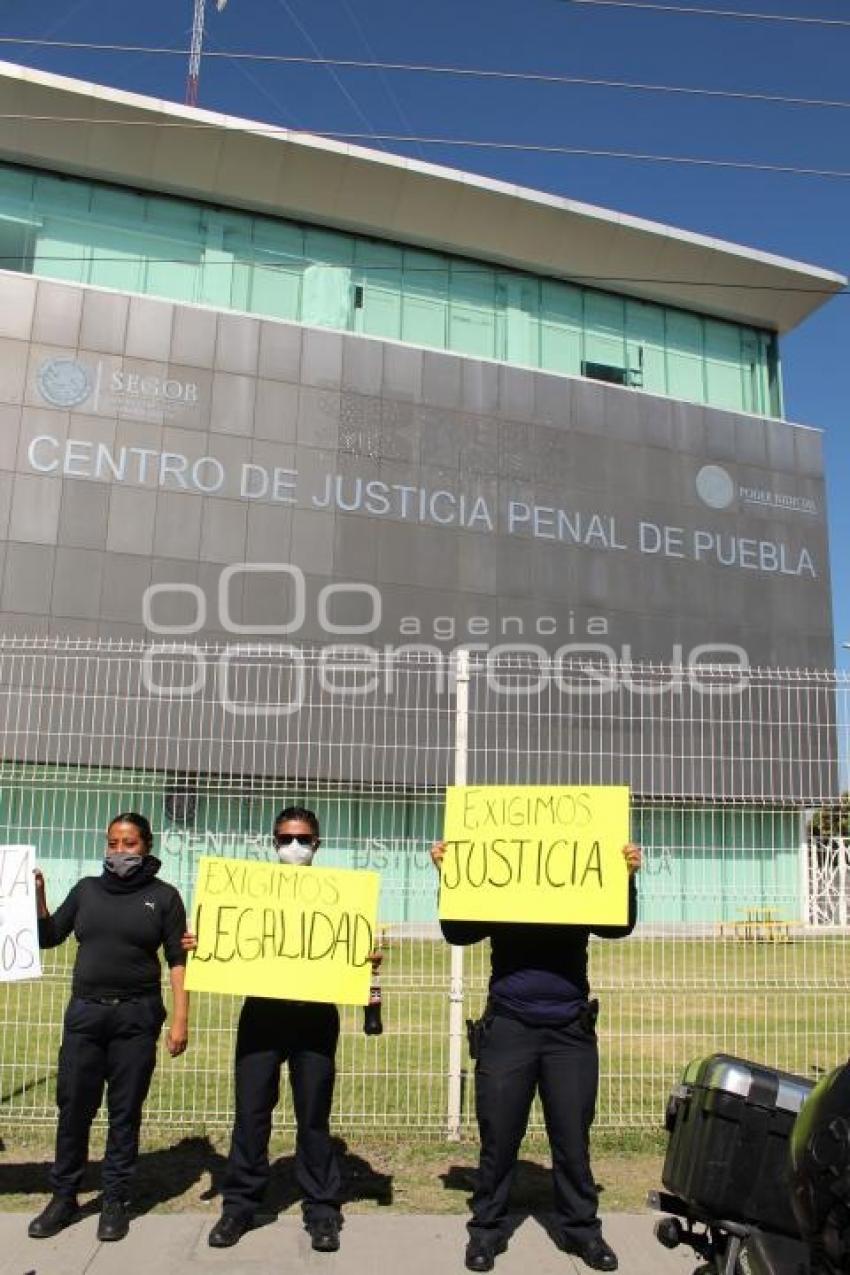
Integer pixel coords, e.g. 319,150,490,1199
0,1135,221,1216
441,1158,608,1245
218,1137,394,1222
0,1134,393,1217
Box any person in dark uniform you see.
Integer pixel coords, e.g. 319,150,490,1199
28,812,189,1243
196,806,345,1253
432,840,641,1274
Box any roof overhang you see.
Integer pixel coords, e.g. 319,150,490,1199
0,60,845,334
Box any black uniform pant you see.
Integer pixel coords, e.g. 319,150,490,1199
470,1012,601,1249
222,997,341,1224
51,994,166,1202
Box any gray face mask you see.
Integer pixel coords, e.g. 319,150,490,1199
104,852,145,879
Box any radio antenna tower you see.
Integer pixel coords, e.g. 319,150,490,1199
186,0,228,107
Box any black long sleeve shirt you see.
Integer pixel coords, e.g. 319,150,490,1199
38,856,187,1000
440,877,638,1026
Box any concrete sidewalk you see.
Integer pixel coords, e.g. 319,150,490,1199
0,1211,698,1275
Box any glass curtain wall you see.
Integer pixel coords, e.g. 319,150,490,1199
0,760,803,925
0,162,781,416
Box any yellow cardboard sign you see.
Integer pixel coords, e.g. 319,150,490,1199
439,785,630,926
184,856,380,1005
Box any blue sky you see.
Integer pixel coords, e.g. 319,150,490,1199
2,0,848,661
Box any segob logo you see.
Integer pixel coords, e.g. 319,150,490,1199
36,358,94,409
695,464,736,511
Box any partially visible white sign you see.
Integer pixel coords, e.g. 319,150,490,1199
0,845,41,982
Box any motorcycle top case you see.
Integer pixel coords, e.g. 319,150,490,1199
662,1054,814,1237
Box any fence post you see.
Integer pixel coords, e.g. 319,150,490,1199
800,832,811,928
447,648,470,1140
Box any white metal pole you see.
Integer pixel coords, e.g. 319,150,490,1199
447,648,470,1140
800,838,811,929
799,809,812,928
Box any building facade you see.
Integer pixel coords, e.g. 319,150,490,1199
0,60,844,925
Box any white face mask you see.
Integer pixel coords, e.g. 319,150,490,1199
275,838,316,866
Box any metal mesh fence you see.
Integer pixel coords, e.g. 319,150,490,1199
0,638,846,1136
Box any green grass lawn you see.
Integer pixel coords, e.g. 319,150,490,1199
0,934,845,1215
1,933,847,1140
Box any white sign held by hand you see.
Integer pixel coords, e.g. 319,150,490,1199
0,845,41,982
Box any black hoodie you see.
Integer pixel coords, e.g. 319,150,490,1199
38,856,187,1000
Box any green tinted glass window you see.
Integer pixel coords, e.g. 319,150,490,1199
0,160,781,415
705,320,745,411
498,274,539,369
33,172,90,212
540,281,582,376
145,230,201,303
34,220,87,283
402,248,448,349
626,300,665,395
584,292,626,378
448,262,496,359
666,311,705,403
0,165,34,206
354,240,402,340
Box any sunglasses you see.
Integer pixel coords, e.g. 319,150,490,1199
274,833,315,847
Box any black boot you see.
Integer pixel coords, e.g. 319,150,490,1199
97,1199,130,1242
308,1216,341,1252
465,1237,507,1272
208,1212,252,1248
28,1194,79,1239
563,1235,618,1272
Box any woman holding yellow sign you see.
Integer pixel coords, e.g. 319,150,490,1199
432,837,641,1275
184,806,355,1255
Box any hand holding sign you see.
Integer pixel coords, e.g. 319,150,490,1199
437,786,631,926
33,868,46,913
623,844,642,877
0,846,42,981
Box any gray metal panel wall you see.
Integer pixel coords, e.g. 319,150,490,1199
0,273,836,799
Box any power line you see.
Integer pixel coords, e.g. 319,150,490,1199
322,133,850,180
2,39,850,111
2,112,850,181
563,0,850,27
202,27,303,138
1,256,844,294
336,0,426,159
269,0,388,152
